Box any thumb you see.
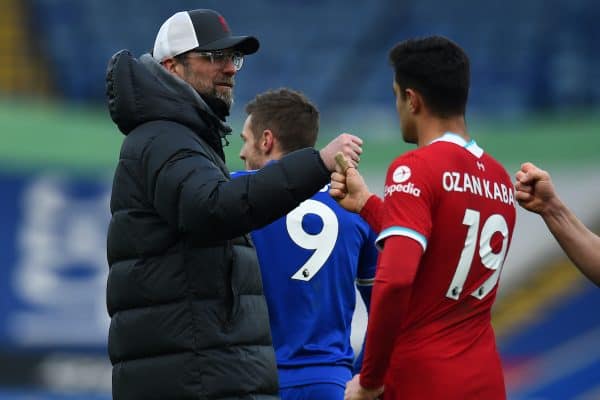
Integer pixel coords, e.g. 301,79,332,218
335,152,350,174
346,166,359,179
520,172,531,184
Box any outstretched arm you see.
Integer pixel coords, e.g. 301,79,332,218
515,162,600,285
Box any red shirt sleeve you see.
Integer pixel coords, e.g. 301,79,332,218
359,235,424,389
360,194,384,233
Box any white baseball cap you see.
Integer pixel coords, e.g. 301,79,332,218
153,9,259,62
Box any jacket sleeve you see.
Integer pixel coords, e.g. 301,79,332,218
142,127,330,240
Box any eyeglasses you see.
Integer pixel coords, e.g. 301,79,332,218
187,50,244,71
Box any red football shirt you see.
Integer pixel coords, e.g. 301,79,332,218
360,133,516,400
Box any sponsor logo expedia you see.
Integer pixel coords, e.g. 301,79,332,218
384,181,421,197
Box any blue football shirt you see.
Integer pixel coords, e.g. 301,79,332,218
232,168,378,388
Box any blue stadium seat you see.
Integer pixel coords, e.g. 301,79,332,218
25,0,600,114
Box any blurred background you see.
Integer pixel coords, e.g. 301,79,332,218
0,0,599,399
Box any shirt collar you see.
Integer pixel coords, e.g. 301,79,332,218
429,132,484,158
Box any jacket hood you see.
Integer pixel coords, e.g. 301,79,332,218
106,50,231,141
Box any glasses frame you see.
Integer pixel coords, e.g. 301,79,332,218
188,49,244,71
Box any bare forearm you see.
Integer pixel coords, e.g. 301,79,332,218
541,198,600,285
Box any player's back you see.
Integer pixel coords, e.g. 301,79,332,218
231,169,378,390
380,133,516,399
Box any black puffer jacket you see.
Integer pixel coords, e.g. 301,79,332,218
105,51,330,400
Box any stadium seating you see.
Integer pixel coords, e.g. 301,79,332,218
25,0,600,114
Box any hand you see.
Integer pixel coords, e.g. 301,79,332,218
319,133,363,172
344,374,384,400
515,162,559,215
330,153,372,213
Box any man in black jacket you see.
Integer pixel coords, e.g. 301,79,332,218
105,9,363,400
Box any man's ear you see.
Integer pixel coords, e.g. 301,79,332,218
161,58,179,75
406,89,421,114
262,129,275,154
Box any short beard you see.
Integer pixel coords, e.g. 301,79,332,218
214,89,234,108
181,64,234,108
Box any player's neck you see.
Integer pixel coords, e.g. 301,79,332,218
262,148,286,165
416,116,468,147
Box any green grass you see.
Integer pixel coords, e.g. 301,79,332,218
1,97,599,177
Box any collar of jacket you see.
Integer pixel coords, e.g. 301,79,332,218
106,50,232,144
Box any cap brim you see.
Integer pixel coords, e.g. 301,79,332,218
197,35,259,55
